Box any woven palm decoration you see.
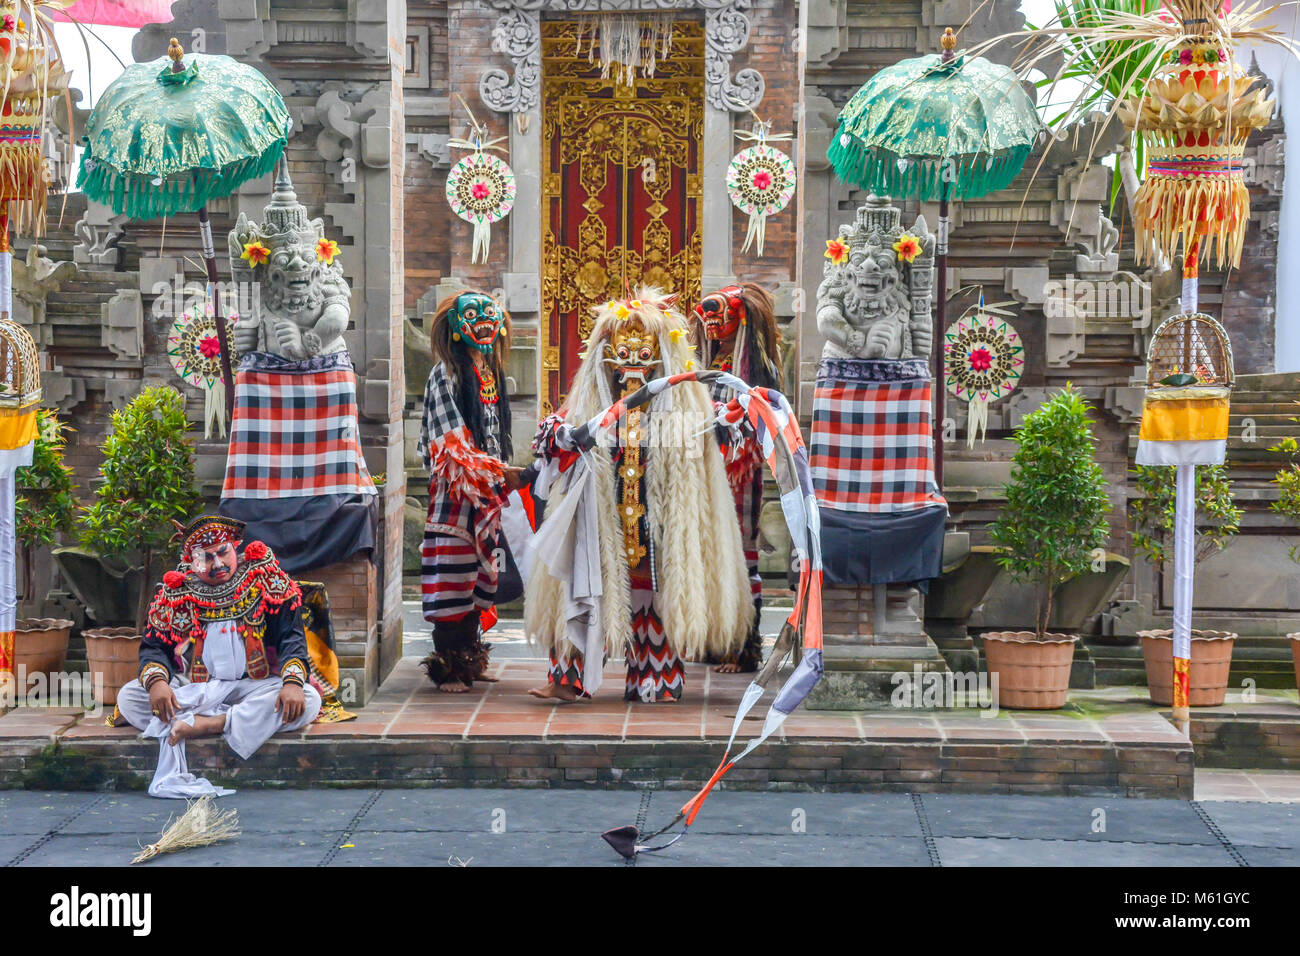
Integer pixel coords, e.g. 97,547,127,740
944,298,1024,447
1117,3,1275,270
1138,313,1233,462
446,98,513,265
0,0,70,237
1145,312,1234,389
167,307,227,439
970,1,1296,272
0,313,38,434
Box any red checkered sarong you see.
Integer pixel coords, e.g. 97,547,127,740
811,375,945,513
222,351,376,499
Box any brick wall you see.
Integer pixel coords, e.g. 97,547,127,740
729,0,799,289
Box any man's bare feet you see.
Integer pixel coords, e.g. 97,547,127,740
528,682,579,703
714,661,741,674
168,713,225,746
474,673,500,683
439,680,471,694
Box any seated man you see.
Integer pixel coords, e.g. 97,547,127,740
116,515,322,797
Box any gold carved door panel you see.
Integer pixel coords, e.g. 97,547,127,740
540,19,704,414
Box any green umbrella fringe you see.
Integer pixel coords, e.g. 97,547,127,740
827,131,1032,203
76,139,286,221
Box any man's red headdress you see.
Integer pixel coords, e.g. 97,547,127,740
173,515,246,563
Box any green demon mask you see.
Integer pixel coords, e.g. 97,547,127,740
451,292,505,354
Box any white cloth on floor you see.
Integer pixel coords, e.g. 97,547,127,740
119,675,321,799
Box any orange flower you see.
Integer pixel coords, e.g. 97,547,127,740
893,233,922,263
316,238,340,264
824,238,850,265
241,241,270,267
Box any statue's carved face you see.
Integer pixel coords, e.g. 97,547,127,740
452,293,504,354
264,229,325,316
844,248,902,314
695,288,744,341
603,321,661,386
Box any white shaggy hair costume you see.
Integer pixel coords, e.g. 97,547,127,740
525,290,753,696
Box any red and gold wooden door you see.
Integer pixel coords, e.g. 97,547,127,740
540,19,704,414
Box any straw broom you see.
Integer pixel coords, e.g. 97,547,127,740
131,795,240,864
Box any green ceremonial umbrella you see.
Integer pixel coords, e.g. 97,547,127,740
76,38,291,415
827,29,1044,486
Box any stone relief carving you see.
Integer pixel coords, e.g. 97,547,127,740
816,196,935,361
228,167,351,360
479,0,764,114
100,290,143,362
217,0,391,61
13,247,76,347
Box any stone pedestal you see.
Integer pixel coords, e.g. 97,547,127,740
804,584,949,710
309,554,380,708
924,539,1002,674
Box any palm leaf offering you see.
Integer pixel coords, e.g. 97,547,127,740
131,795,240,864
971,0,1300,268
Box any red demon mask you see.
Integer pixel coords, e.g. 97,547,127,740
694,286,744,340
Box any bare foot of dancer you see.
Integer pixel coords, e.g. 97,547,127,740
439,680,471,694
714,661,741,674
528,682,579,703
168,713,226,746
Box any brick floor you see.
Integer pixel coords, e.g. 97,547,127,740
0,659,1207,797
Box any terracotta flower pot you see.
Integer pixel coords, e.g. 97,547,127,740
1138,629,1236,707
1288,633,1300,695
13,619,74,694
982,630,1078,710
83,627,141,706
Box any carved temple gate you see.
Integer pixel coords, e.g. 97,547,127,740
540,19,704,413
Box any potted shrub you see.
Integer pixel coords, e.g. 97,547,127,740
1130,462,1242,706
986,386,1110,708
78,386,201,704
13,409,77,692
1271,426,1300,694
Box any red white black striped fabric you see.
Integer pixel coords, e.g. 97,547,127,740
421,525,498,623
222,351,376,499
811,378,945,513
624,572,683,702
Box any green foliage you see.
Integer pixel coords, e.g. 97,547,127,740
79,386,201,631
990,385,1111,638
15,409,77,551
1269,407,1300,560
1034,0,1166,210
1129,464,1242,571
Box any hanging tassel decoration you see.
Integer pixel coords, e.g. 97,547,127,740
205,377,226,440
446,99,515,267
944,297,1024,447
728,121,796,259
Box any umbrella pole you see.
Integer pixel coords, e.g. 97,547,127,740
933,197,948,490
197,205,236,419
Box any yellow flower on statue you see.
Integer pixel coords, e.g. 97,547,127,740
614,302,631,320
316,238,340,264
824,238,850,265
893,233,922,263
241,241,270,267
685,359,695,370
669,328,684,343
630,299,643,309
